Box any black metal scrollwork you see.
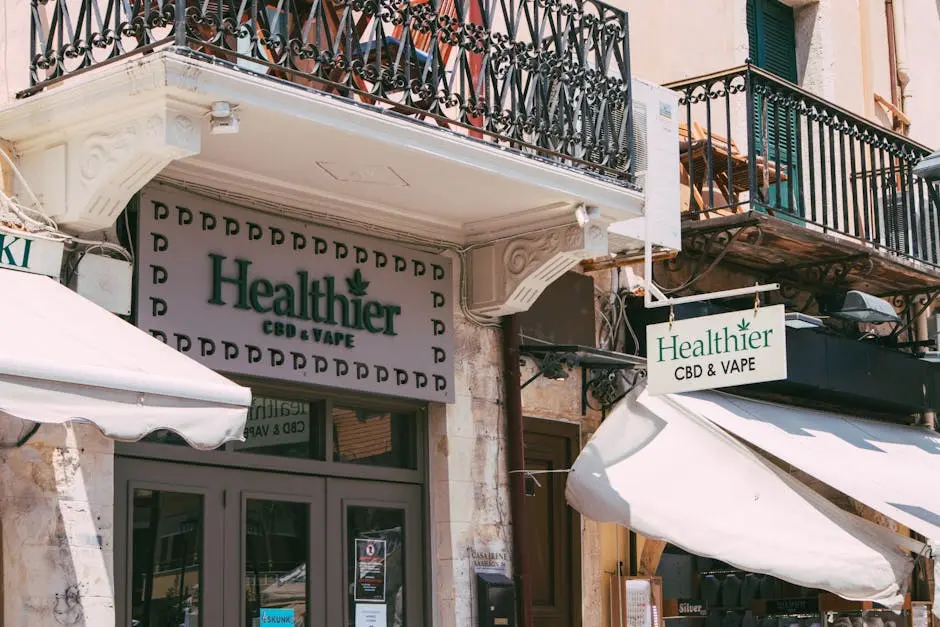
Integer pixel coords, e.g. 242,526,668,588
27,0,635,180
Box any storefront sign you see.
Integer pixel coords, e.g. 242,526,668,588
468,547,509,574
259,608,294,625
646,305,787,395
137,186,455,403
0,225,64,278
676,600,707,617
354,538,387,602
233,397,310,449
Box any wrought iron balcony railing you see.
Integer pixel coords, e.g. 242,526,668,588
26,0,635,182
666,65,940,268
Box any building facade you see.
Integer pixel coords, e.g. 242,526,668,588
0,1,938,627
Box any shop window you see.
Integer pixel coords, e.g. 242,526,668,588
233,396,326,460
332,407,416,469
244,499,309,627
130,489,204,627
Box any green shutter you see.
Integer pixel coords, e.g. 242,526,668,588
747,0,801,217
748,0,798,81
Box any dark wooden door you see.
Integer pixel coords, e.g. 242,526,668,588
523,417,582,627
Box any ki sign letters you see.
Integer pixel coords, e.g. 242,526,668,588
0,226,64,278
646,305,787,395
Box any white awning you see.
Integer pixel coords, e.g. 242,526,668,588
566,385,926,609
0,269,250,449
667,390,940,542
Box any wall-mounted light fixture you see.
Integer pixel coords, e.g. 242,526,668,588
825,290,900,324
913,150,940,180
209,101,240,135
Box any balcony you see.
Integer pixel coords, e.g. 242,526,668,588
664,65,940,297
7,0,644,249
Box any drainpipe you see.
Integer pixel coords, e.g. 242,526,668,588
885,0,910,129
915,299,937,430
502,315,533,627
892,0,911,114
885,1,899,115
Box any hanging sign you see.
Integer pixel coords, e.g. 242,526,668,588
354,538,387,602
137,185,454,403
646,304,787,395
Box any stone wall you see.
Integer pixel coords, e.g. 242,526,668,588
429,266,621,627
429,311,509,627
0,422,115,626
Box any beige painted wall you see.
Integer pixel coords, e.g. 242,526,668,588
616,0,750,85
618,0,939,149
0,0,32,104
902,0,940,147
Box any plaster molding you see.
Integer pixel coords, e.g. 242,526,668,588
15,105,201,232
467,221,611,316
0,51,644,240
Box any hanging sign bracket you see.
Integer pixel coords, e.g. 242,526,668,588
642,211,779,309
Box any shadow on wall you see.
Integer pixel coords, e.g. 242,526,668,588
794,2,820,87
1,423,114,626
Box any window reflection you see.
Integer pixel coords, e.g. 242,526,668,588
234,397,324,460
245,499,309,627
131,490,203,627
332,408,415,469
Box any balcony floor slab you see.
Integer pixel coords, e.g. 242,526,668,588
679,212,940,296
0,51,644,243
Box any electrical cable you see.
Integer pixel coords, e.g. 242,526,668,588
0,145,134,264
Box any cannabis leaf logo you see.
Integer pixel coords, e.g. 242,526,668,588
737,318,751,332
346,269,370,297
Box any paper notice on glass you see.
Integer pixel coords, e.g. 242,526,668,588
625,579,652,627
355,603,387,627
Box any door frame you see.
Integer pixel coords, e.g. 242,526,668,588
523,416,583,627
115,457,427,627
326,478,425,627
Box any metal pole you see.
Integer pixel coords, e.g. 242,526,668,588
502,315,533,627
174,0,187,46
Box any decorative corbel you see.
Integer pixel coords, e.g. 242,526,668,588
466,216,611,316
14,105,201,233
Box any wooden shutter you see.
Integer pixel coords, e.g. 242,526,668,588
747,0,798,82
747,0,801,215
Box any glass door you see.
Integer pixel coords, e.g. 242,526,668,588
226,471,326,627
326,480,425,627
117,461,426,626
116,460,325,627
116,459,228,627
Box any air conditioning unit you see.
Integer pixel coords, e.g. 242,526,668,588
467,76,681,316
608,77,682,252
876,185,919,255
